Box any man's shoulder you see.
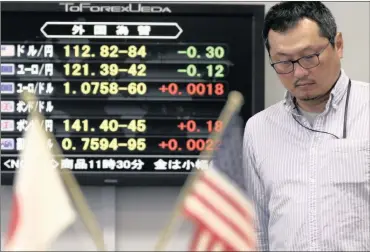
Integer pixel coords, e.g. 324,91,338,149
352,79,370,90
352,79,370,86
351,79,369,105
244,100,286,134
352,79,370,91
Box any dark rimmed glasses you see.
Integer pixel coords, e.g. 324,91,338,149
270,42,330,74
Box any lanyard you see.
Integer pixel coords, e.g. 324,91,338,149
292,79,352,139
342,79,352,139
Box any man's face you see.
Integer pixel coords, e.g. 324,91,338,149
268,18,343,101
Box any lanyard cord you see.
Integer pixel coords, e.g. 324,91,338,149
342,80,352,139
292,79,352,139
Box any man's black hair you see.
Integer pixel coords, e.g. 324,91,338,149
263,1,337,53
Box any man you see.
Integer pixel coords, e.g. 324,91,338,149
243,2,369,251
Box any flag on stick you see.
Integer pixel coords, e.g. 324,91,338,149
183,169,256,251
3,101,76,251
183,105,256,251
154,91,257,251
182,115,256,251
4,92,106,251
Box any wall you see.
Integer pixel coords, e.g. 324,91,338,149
1,2,369,251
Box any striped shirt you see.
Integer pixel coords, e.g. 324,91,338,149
243,69,370,251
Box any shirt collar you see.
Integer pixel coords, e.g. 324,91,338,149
283,69,350,113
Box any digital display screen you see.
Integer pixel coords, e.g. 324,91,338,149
1,2,265,186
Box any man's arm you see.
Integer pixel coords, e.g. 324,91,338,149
243,127,270,251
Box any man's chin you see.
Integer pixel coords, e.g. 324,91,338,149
294,92,317,101
301,95,321,101
294,87,332,103
296,92,329,102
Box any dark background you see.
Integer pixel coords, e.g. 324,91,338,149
1,2,265,186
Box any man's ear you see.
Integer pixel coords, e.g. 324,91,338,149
335,32,344,58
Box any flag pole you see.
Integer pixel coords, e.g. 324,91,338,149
154,91,245,251
21,91,106,251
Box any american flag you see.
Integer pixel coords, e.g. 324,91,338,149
182,114,257,251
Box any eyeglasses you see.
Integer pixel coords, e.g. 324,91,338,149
270,42,330,74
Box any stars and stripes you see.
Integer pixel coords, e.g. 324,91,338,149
183,166,256,251
182,114,257,251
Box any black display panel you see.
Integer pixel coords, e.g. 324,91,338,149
1,2,265,186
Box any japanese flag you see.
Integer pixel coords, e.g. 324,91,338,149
3,114,76,251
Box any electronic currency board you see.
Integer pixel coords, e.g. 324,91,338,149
0,2,265,186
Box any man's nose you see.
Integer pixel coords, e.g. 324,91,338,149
293,63,309,79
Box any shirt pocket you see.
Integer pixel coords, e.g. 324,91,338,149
322,139,370,185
